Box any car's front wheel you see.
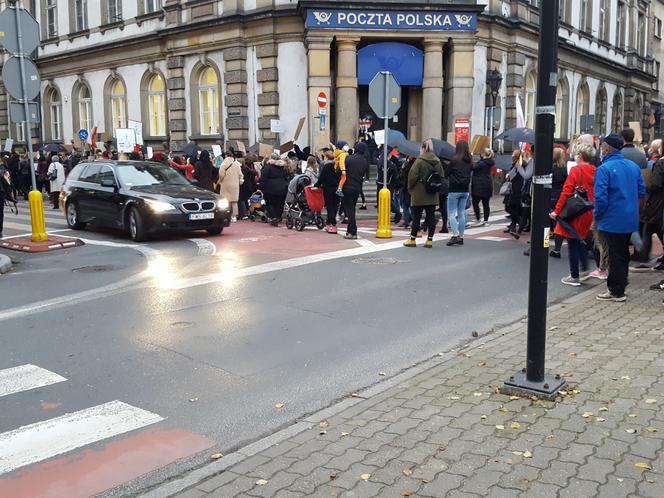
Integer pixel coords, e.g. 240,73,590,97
128,207,147,242
206,226,224,236
66,201,86,230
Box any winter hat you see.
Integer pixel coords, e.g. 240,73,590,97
602,133,624,150
336,140,348,150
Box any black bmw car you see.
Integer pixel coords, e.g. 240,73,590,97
61,160,231,241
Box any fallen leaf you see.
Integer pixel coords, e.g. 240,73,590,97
471,330,479,338
473,392,483,397
210,453,223,460
188,397,198,403
596,418,606,422
379,372,386,376
559,390,568,396
569,352,577,357
599,407,609,412
509,396,520,401
617,478,624,483
621,376,631,380
360,473,371,481
582,412,593,418
629,413,637,418
438,352,445,357
496,425,505,430
626,429,637,434
511,422,521,429
255,479,268,486
549,326,558,331
319,430,327,435
275,403,285,409
481,415,487,420
645,399,658,404
341,432,350,437
506,458,513,465
478,362,487,367
401,492,413,497
647,479,656,483
512,451,523,456
329,474,337,480
645,427,658,433
490,384,500,394
319,420,329,429
403,468,413,476
546,435,555,440
448,396,461,400
351,393,360,398
635,462,652,470
572,389,581,394
523,451,533,458
499,406,509,413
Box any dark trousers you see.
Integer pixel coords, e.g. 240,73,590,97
411,205,437,239
0,193,4,234
472,196,490,222
603,232,631,297
50,191,59,209
264,193,286,221
506,204,521,229
567,238,588,279
341,190,359,236
637,223,663,261
438,193,448,229
324,191,339,226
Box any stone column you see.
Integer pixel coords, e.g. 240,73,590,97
335,37,360,145
504,51,525,130
445,39,476,139
421,39,445,140
255,43,280,143
163,0,183,25
223,47,249,144
166,55,187,149
307,34,333,151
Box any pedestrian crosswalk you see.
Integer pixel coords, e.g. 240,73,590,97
2,201,69,237
0,363,163,476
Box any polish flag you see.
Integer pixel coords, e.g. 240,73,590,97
90,126,98,148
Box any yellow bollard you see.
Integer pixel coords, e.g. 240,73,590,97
376,187,392,238
28,190,48,242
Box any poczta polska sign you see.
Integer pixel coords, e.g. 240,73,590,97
306,9,477,31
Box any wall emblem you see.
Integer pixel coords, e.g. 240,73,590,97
455,14,473,27
312,11,333,25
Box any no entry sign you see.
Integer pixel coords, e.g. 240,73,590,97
317,92,327,108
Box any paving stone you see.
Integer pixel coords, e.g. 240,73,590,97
326,450,372,472
595,477,637,498
557,478,599,498
339,480,384,497
538,460,579,487
557,443,596,464
576,456,616,484
418,472,464,497
196,471,240,493
244,471,300,497
518,481,561,497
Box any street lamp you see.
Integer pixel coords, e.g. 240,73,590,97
486,69,503,150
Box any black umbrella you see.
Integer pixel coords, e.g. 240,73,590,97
495,127,535,145
177,142,201,157
431,139,455,161
385,130,420,157
41,144,60,153
493,154,515,171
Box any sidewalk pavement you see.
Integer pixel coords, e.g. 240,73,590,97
159,274,664,498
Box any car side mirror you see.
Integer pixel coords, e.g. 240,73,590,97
100,178,117,189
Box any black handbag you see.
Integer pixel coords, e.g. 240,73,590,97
561,187,593,220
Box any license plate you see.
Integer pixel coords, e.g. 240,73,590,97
189,213,215,220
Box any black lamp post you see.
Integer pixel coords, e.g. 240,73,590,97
486,69,503,149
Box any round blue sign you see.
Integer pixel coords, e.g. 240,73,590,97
78,129,89,141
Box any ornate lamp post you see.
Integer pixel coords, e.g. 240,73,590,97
486,68,503,149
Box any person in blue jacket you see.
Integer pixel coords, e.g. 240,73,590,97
594,134,646,302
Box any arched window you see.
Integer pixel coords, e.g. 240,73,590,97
525,72,536,129
44,87,62,141
110,79,126,130
612,92,624,132
73,81,92,133
147,74,166,136
555,78,569,139
595,88,608,135
575,81,590,134
198,67,219,135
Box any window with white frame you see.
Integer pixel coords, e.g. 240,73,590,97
599,0,610,42
75,0,88,31
555,80,569,139
525,72,536,130
638,12,647,56
617,1,627,49
110,80,127,131
145,0,162,13
576,82,590,134
656,18,663,39
47,88,63,141
198,67,219,135
77,85,92,132
579,0,592,33
15,123,25,143
559,0,571,24
46,0,57,38
108,0,122,22
148,74,167,136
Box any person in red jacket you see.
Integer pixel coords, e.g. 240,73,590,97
550,143,597,287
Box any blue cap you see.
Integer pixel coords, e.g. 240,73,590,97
602,133,624,150
336,140,348,149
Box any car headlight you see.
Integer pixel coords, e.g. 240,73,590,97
145,199,176,213
217,198,230,210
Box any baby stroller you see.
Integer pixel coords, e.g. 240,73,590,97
285,177,325,231
248,190,267,222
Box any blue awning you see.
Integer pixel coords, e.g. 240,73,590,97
357,42,424,86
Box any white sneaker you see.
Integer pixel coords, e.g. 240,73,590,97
561,276,581,286
231,216,237,223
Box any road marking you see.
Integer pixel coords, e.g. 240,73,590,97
477,236,509,242
0,364,66,398
0,400,163,475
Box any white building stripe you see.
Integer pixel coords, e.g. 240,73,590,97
0,364,67,398
0,400,164,475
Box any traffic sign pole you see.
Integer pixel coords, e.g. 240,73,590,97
14,4,46,241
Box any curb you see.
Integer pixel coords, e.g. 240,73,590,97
0,253,11,274
138,284,605,498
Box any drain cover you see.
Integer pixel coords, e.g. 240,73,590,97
350,257,407,265
71,265,118,273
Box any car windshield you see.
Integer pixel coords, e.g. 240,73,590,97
116,163,190,187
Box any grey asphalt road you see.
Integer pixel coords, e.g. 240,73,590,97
0,236,588,494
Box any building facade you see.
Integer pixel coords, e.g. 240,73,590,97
0,0,658,152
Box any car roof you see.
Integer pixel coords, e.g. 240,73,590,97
91,160,167,168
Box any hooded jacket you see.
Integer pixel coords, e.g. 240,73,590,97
407,152,444,207
259,159,290,196
343,143,369,193
471,158,494,198
445,157,472,193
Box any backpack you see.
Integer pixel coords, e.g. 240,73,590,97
424,170,444,194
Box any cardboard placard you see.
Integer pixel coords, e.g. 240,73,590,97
128,120,144,145
293,117,305,141
73,137,83,150
237,141,246,154
470,135,490,154
279,141,294,154
629,121,643,143
3,138,13,152
147,146,154,159
258,143,273,158
270,119,285,133
374,130,385,146
116,128,137,153
212,144,222,158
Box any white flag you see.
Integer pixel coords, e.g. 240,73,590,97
515,94,526,129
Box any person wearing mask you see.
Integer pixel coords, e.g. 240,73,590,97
341,142,370,240
403,140,444,248
239,157,260,220
315,148,341,234
594,134,647,302
550,143,597,286
445,141,472,246
549,146,569,258
471,148,494,227
259,153,290,226
194,150,215,191
620,128,648,169
218,151,244,222
46,155,66,209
